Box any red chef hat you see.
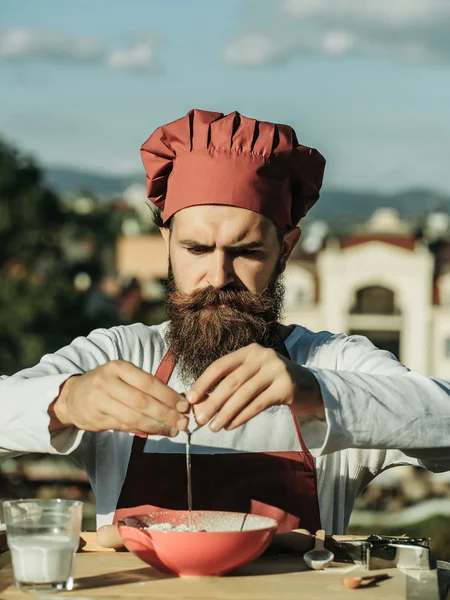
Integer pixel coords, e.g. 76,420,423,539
140,109,326,231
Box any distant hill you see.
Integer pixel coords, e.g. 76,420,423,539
43,166,140,199
310,188,450,222
43,165,450,222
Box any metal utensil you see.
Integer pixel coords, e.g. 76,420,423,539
331,536,432,570
303,529,334,570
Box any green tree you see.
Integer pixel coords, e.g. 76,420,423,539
0,139,92,375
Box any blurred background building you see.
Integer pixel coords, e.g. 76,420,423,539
1,0,450,556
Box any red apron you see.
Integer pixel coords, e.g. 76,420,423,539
114,348,321,533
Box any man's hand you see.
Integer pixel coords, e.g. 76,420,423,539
186,343,324,431
49,360,189,437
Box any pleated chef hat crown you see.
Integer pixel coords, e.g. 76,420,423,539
140,109,326,231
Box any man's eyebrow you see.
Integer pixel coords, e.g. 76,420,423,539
227,241,265,251
179,240,265,250
179,239,213,247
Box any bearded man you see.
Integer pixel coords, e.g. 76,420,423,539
2,109,450,536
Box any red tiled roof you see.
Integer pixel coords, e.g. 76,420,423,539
341,235,416,251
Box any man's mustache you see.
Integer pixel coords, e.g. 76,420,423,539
169,286,273,313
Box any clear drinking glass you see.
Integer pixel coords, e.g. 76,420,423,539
3,498,83,593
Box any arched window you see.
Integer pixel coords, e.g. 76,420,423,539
350,286,400,315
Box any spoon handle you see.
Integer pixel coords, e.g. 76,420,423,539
314,529,326,551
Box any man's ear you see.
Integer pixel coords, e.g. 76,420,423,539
160,226,170,251
279,227,301,272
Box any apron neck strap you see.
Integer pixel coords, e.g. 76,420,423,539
132,349,176,452
155,348,176,385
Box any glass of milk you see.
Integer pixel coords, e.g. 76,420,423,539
3,498,83,593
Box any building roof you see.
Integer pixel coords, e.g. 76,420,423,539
341,235,416,251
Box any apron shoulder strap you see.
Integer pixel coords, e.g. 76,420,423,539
155,349,176,385
131,349,176,452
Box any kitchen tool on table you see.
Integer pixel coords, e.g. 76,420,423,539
271,527,314,554
273,530,441,599
303,529,334,570
117,509,277,576
341,573,390,589
330,534,432,570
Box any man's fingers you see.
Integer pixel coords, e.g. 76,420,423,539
194,364,260,425
97,398,180,437
224,385,278,431
208,375,272,431
109,378,188,431
109,379,187,429
187,348,249,403
111,360,188,411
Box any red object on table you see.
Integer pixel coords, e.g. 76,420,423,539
117,510,277,576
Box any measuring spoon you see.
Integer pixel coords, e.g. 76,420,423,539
303,529,334,570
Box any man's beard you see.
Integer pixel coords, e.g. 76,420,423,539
165,259,285,387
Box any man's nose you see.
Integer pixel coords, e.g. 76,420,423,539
207,252,234,289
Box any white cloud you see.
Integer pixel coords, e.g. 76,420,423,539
284,0,450,26
224,0,450,66
106,38,157,70
0,28,102,61
0,29,159,71
223,32,298,66
322,31,354,55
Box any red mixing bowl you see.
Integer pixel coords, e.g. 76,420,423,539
117,510,277,577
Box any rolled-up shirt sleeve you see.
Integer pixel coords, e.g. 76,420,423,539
0,328,118,456
300,334,450,471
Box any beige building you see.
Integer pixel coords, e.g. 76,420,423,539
116,209,450,378
285,209,450,378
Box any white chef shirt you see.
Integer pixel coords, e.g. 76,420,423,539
1,322,450,533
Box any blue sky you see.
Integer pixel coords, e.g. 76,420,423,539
1,0,450,193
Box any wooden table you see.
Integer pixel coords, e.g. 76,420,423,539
0,549,441,599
